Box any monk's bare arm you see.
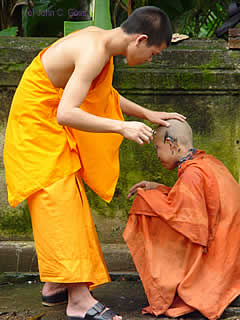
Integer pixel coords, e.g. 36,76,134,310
119,94,186,127
56,49,153,144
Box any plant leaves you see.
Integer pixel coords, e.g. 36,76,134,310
0,26,17,36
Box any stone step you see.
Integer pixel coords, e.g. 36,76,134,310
0,241,136,273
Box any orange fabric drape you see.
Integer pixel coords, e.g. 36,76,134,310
123,150,240,320
3,42,123,207
27,171,110,287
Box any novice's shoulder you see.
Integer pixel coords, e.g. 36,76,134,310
70,27,108,54
68,27,110,65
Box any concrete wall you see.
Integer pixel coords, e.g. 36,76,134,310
1,37,240,242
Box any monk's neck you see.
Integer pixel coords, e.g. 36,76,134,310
177,147,197,165
103,27,137,56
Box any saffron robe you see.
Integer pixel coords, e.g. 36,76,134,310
3,44,123,207
3,40,123,284
27,171,110,287
123,150,240,320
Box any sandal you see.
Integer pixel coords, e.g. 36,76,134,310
42,289,68,306
67,301,121,320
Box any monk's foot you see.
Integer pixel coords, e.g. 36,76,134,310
42,282,68,296
66,284,122,319
41,282,68,307
67,302,122,320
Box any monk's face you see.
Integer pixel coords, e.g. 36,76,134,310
126,36,166,66
153,136,178,170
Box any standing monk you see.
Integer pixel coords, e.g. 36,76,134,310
3,6,185,320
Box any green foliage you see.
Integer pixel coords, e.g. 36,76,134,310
0,26,17,36
0,0,17,30
111,0,232,38
0,0,32,34
174,0,232,38
0,202,32,235
22,0,79,37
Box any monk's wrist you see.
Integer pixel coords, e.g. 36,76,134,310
115,120,125,135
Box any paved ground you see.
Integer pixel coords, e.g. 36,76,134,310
0,274,240,320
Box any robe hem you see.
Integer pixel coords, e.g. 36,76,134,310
8,166,81,207
39,276,111,290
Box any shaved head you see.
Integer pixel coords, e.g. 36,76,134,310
155,120,193,148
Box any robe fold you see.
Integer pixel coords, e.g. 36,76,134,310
123,150,240,320
3,38,124,284
27,171,110,287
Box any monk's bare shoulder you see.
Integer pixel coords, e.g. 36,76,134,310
42,27,111,88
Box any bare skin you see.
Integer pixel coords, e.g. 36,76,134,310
40,28,186,319
128,120,193,198
41,27,186,145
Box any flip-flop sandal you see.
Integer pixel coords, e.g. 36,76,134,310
42,289,68,306
67,301,121,319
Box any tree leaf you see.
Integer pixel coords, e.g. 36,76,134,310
0,26,17,36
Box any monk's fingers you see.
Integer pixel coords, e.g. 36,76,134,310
128,186,137,194
127,191,134,198
129,181,147,193
167,112,186,122
157,119,170,127
142,123,154,134
128,186,146,198
150,112,186,125
138,133,152,144
137,136,144,145
122,121,153,143
128,187,137,198
142,127,154,140
137,126,154,144
128,181,147,197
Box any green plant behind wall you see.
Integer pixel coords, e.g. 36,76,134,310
22,0,91,36
0,201,32,237
110,0,232,38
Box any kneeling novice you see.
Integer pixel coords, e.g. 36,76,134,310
124,119,240,320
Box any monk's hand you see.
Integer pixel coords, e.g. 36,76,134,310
146,111,186,127
120,121,153,145
128,181,160,198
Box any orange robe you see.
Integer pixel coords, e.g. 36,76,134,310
3,44,123,207
27,171,110,287
123,150,240,320
3,40,123,285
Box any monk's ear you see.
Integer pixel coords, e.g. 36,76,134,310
165,137,178,151
135,34,148,47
